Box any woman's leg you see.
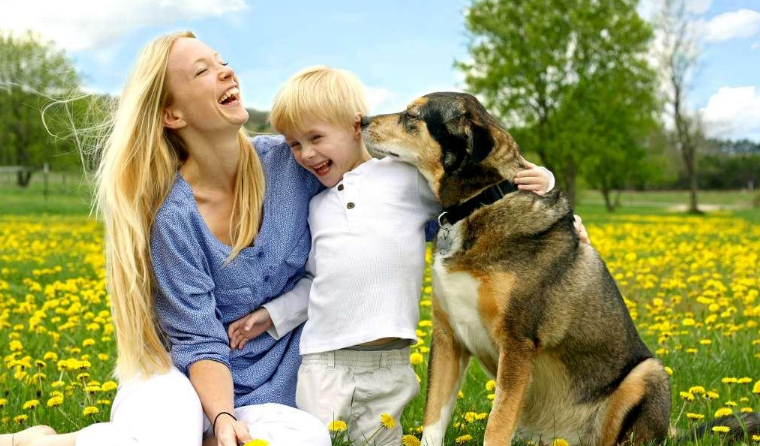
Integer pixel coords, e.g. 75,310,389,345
1,367,204,446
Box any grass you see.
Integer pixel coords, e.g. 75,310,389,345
1,180,759,445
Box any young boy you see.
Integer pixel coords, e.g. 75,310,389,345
229,66,556,445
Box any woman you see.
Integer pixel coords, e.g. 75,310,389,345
2,31,330,446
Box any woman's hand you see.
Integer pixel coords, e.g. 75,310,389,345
574,214,591,244
514,160,552,196
214,415,253,446
227,308,273,350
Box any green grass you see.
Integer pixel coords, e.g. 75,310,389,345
1,182,759,445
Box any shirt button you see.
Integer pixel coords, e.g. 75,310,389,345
257,251,265,259
347,202,355,209
338,184,344,191
264,275,270,283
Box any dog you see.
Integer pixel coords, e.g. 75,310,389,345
360,92,759,446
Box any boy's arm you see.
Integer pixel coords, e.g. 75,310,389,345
261,268,313,340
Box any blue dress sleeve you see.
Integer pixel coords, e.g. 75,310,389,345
151,211,230,374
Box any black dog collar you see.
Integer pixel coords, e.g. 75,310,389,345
438,179,518,226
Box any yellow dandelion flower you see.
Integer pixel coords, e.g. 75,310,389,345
410,352,424,365
664,366,673,376
753,381,760,394
714,408,733,418
486,380,496,391
82,338,96,347
457,390,464,399
722,377,738,384
741,407,754,413
47,396,63,407
402,434,421,446
552,439,570,446
241,441,269,446
680,392,695,401
737,377,752,384
9,340,23,352
455,434,473,444
380,413,396,430
83,406,99,416
487,393,495,401
712,426,730,434
725,401,737,407
705,391,720,399
0,399,6,407
102,381,118,392
752,434,760,442
13,414,28,424
22,400,40,410
686,413,705,420
327,420,347,432
689,386,706,394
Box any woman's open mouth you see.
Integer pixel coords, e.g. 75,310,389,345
218,87,240,107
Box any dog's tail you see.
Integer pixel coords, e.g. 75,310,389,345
674,412,760,443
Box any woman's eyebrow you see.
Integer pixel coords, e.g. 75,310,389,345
192,53,221,64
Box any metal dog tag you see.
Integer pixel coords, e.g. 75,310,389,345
438,226,452,255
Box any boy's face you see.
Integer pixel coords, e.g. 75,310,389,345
284,117,369,187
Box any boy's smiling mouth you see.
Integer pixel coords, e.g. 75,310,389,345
311,160,332,177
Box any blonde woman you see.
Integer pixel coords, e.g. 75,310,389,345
1,32,330,446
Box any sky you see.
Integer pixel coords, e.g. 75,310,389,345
1,0,759,141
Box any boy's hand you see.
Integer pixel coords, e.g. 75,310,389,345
574,214,591,244
514,160,552,196
227,308,273,350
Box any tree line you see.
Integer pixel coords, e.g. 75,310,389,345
1,0,757,212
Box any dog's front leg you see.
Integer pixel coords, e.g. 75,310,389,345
484,339,536,446
421,301,470,446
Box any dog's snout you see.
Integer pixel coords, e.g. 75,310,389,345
360,115,372,128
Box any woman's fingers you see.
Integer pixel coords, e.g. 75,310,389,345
234,421,253,443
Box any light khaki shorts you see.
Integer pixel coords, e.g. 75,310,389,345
296,347,420,445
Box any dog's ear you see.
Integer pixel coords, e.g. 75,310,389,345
465,115,495,164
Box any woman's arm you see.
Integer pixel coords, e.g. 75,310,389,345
189,361,252,446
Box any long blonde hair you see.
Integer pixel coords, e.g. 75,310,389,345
96,31,266,381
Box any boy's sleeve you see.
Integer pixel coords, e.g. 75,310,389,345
151,213,231,374
262,267,312,340
541,166,556,192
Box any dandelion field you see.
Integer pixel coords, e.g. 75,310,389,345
1,202,759,445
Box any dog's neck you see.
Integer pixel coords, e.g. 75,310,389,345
439,178,519,226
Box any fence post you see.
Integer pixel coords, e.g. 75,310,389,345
44,163,49,204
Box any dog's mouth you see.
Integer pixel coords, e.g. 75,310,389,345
366,145,400,158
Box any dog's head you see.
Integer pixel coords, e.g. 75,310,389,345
361,92,525,208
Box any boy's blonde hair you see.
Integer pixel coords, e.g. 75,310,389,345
269,65,368,135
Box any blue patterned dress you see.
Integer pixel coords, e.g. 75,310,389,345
150,135,321,408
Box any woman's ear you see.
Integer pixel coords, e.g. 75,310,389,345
163,106,186,130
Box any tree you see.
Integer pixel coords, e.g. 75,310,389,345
0,30,79,186
458,0,657,205
654,0,703,213
559,69,661,211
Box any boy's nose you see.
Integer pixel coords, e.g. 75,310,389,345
360,115,372,128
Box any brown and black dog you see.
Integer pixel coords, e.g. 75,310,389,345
360,92,759,446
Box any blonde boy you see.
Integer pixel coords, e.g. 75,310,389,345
230,66,555,445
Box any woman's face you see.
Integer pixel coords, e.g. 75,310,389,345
164,38,249,133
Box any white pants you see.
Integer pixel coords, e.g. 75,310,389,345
76,366,330,446
296,348,419,446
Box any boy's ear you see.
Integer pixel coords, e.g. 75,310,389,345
163,106,186,130
353,113,363,140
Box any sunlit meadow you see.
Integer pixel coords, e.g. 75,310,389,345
1,211,759,445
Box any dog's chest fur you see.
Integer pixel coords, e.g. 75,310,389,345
433,221,500,371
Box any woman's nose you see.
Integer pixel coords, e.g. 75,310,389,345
219,64,235,80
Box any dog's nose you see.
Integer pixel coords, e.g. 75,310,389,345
360,115,372,127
